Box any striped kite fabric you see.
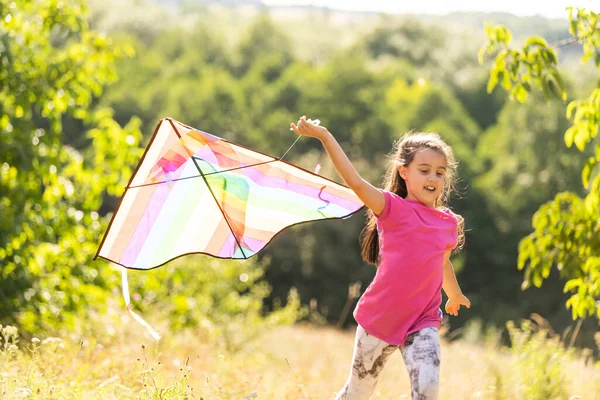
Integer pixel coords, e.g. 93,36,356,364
95,118,364,270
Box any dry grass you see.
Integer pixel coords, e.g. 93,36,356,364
0,319,599,399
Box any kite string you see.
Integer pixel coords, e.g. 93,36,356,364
280,117,322,160
121,267,161,340
279,134,323,176
279,135,302,161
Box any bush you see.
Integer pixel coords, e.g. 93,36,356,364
125,255,306,351
503,319,573,400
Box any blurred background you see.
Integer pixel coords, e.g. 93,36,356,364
1,0,599,397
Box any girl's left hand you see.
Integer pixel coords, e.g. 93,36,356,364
291,116,329,141
445,294,471,316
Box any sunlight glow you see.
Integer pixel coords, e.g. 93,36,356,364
262,0,597,19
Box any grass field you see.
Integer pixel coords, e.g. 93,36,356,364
1,315,599,399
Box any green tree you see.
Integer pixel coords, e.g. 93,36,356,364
0,0,142,332
479,7,600,321
0,1,303,340
475,91,587,227
235,13,294,77
357,17,446,67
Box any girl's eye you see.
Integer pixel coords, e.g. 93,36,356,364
419,170,429,174
436,173,444,177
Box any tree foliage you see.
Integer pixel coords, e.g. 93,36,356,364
0,0,301,338
479,7,600,321
0,0,142,331
358,18,446,67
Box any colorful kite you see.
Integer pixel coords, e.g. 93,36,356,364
94,118,363,338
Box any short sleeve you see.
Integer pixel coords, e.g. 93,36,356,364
374,190,393,220
445,211,459,250
447,235,458,251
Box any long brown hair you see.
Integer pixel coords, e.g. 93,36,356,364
360,132,465,265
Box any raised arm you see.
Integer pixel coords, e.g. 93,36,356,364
291,116,385,215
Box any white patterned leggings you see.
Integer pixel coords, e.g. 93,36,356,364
335,325,440,400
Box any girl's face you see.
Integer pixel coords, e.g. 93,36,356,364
398,148,447,207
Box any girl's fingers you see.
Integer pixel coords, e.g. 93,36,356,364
298,116,305,126
297,119,314,135
299,118,309,130
290,123,302,135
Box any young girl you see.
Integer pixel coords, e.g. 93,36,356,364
290,116,471,400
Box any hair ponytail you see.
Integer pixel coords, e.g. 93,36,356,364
360,146,408,265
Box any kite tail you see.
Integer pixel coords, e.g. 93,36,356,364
121,267,161,341
317,185,330,217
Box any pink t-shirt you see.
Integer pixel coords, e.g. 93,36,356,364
353,190,458,345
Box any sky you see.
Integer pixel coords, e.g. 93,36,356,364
261,0,598,19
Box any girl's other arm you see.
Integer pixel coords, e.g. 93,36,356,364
291,116,385,215
442,249,471,316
